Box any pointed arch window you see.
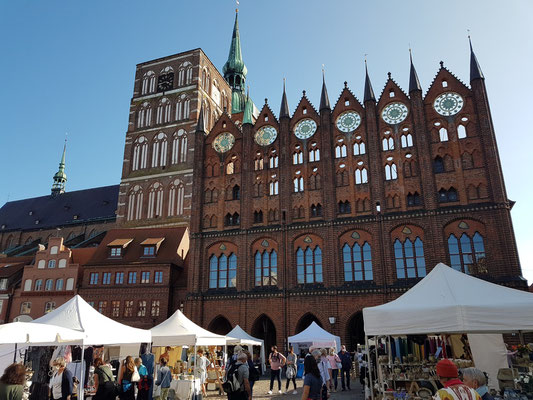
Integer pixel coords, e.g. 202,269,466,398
310,203,322,217
293,150,303,165
137,102,152,128
448,232,485,274
269,151,278,169
353,141,366,156
309,143,320,162
401,133,413,148
296,246,323,284
407,192,422,206
338,200,351,214
343,242,372,281
147,183,164,219
457,124,467,139
151,132,168,168
156,98,172,124
382,137,394,151
269,180,279,196
178,67,185,86
336,170,349,186
168,179,185,216
255,250,278,286
171,129,187,164
293,176,304,192
385,163,398,180
186,65,193,84
254,153,264,171
253,210,263,223
127,185,144,221
308,173,321,190
438,187,458,203
132,136,148,171
394,237,426,278
224,212,240,226
335,144,347,158
209,253,237,289
141,71,156,95
355,167,368,184
439,127,449,142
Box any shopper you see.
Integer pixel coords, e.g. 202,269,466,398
49,357,74,400
118,356,136,400
228,352,252,400
434,359,482,400
244,350,259,396
135,358,150,400
326,348,341,392
312,349,330,400
0,363,26,400
93,358,116,400
155,358,172,400
196,349,209,397
268,345,286,394
338,345,352,391
301,356,322,400
285,346,298,394
462,368,493,400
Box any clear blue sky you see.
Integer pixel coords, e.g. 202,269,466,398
1,0,532,282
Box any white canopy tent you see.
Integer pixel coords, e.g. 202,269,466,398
363,263,533,391
0,321,85,345
151,309,227,347
226,325,265,373
288,322,341,353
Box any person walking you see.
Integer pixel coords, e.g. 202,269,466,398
48,357,74,400
154,358,172,400
268,345,286,395
326,348,341,392
196,349,210,397
118,356,136,400
463,368,494,400
0,363,26,400
93,358,116,400
244,350,259,397
433,359,482,400
227,352,252,400
338,345,352,391
301,356,322,400
135,358,150,400
285,346,298,394
312,350,330,400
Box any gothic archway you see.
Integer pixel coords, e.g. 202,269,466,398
207,315,232,335
346,311,365,351
251,314,277,354
295,313,322,334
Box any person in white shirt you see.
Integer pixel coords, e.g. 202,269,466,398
312,349,330,400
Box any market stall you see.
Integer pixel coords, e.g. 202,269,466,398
288,321,341,355
226,325,265,373
363,263,533,398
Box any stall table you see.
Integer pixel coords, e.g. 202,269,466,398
170,377,202,400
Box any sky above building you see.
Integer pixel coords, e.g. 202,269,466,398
1,0,532,282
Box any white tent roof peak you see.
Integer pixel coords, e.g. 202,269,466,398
226,325,263,346
288,321,341,350
34,295,151,345
363,263,533,335
0,321,85,345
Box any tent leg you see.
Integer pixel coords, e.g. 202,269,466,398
376,337,383,395
194,345,197,398
365,336,373,400
13,343,17,363
79,344,85,400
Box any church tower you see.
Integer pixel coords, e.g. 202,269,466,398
223,11,248,114
51,141,67,195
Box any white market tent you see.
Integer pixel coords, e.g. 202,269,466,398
363,262,533,335
150,309,227,347
34,295,151,345
288,321,341,351
226,325,265,372
0,321,85,345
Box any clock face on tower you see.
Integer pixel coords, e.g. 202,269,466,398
336,111,361,133
294,119,317,140
433,92,464,116
254,125,278,146
157,73,174,92
212,132,235,153
381,102,409,125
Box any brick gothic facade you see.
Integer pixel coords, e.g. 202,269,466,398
116,49,232,228
185,48,523,351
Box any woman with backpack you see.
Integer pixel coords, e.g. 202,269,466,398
285,346,298,394
93,358,116,400
268,345,286,395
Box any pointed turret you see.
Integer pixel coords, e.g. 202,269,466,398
319,70,331,111
279,79,290,119
223,10,248,114
51,140,67,195
196,103,206,133
243,89,254,125
363,60,376,102
469,36,484,81
408,50,422,93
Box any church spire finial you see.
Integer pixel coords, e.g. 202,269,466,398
51,137,67,196
319,65,331,111
279,78,290,119
363,58,376,103
469,33,484,81
408,48,422,93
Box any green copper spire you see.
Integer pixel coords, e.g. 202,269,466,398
223,10,247,114
51,139,67,195
242,88,253,125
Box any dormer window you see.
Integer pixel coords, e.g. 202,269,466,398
110,247,122,257
107,238,133,258
140,238,165,257
143,246,156,256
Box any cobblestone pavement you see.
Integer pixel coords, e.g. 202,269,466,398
203,376,363,400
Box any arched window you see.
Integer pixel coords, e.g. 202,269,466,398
433,156,445,173
457,125,467,139
438,187,458,203
127,185,144,221
232,185,240,200
45,279,53,291
269,152,278,169
151,132,168,168
310,203,322,217
226,161,235,175
401,133,413,148
254,154,264,171
269,180,279,196
209,253,237,288
293,176,304,192
335,144,347,158
439,127,449,142
132,136,148,171
385,163,398,180
448,232,486,274
137,102,152,128
48,260,56,268
186,65,193,84
23,279,32,291
382,137,394,151
44,302,55,313
35,279,43,291
178,67,185,86
20,302,31,314
168,179,185,216
293,150,303,165
147,182,164,219
353,141,366,156
343,242,372,281
309,143,320,162
407,192,422,206
224,213,240,226
255,250,278,286
55,279,64,291
37,260,45,269
171,129,187,164
355,168,368,185
253,210,263,223
394,237,426,278
296,246,323,284
338,200,351,214
156,98,172,124
66,278,74,291
141,71,155,95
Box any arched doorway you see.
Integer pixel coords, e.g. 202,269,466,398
251,314,277,354
295,313,322,334
346,311,365,351
208,315,232,335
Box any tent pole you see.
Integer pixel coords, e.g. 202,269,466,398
79,344,85,400
366,335,373,400
13,343,17,363
194,344,197,397
376,336,383,395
